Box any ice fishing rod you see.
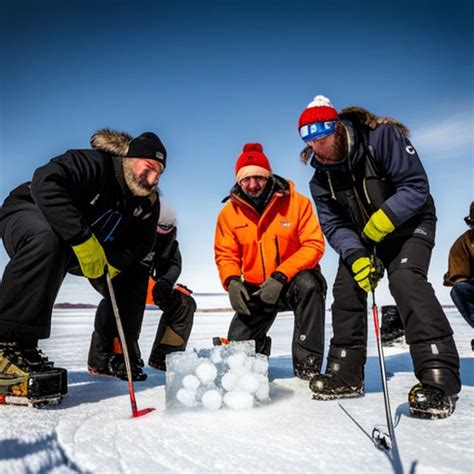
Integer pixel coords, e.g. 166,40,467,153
106,272,155,418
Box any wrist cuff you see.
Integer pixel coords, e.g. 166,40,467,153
345,249,370,268
271,271,288,284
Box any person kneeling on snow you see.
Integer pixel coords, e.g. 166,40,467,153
0,129,165,404
144,201,196,370
443,202,474,332
297,94,461,418
214,143,327,380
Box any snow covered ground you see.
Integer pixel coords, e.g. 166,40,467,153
1,303,472,474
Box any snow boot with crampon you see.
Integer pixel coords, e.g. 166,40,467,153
408,367,460,419
408,383,457,419
309,346,365,400
294,354,322,381
0,342,67,407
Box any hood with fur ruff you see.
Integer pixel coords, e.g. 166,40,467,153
90,128,133,156
300,106,410,164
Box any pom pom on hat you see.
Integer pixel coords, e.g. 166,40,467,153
298,95,338,142
235,143,272,183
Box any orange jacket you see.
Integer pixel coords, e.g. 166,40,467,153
214,177,325,289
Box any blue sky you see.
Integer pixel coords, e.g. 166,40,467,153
1,0,472,304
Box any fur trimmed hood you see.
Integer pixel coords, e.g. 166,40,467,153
300,107,410,164
90,128,133,156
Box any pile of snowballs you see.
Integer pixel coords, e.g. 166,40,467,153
165,341,270,410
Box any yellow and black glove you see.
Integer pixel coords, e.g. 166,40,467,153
351,256,383,293
72,235,119,279
362,209,395,243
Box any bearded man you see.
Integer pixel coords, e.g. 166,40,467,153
297,95,461,419
0,129,165,404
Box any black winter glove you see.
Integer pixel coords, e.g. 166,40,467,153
258,272,288,305
152,278,174,305
228,277,251,316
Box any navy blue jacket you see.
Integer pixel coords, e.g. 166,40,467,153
309,112,436,263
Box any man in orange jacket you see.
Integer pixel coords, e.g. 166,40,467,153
214,143,327,379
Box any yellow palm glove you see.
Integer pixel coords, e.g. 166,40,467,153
72,235,119,279
351,257,379,293
362,209,395,243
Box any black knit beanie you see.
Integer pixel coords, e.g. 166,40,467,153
126,132,167,170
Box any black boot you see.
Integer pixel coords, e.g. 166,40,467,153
408,383,457,419
88,332,147,382
381,305,404,345
294,354,322,380
0,342,67,406
310,346,365,400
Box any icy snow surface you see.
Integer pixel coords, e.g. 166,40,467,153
0,306,473,473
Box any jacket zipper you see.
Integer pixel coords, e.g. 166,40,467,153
275,237,281,266
260,242,267,281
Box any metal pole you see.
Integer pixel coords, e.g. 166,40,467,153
106,273,154,418
371,288,397,447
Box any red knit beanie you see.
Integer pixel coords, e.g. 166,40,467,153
298,95,338,141
235,143,272,183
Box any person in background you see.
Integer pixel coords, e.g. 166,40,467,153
297,94,460,418
144,200,196,370
214,143,326,380
443,202,474,335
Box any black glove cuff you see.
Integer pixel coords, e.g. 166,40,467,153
345,249,371,269
225,275,241,289
271,271,288,285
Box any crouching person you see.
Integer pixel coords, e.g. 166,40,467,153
0,129,165,404
145,201,196,370
214,143,326,379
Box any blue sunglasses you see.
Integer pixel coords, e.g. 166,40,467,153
299,121,337,142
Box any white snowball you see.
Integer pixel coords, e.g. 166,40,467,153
252,356,269,375
182,374,200,391
210,349,222,364
221,371,238,391
231,363,250,377
176,388,198,407
202,390,222,410
195,362,217,384
243,356,254,371
255,381,270,402
227,353,246,369
238,372,260,394
223,390,254,410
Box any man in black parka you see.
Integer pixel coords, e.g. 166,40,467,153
297,95,461,419
0,129,165,402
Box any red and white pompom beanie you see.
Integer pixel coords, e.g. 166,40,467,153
235,143,272,183
298,95,339,141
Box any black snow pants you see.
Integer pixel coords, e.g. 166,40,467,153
0,200,149,350
329,234,461,395
227,269,326,372
148,289,196,365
